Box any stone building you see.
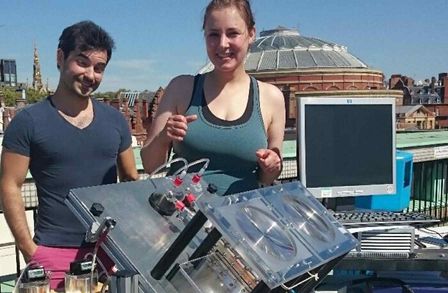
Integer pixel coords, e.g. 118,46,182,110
396,105,436,130
32,45,48,94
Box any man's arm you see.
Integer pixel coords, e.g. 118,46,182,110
0,149,37,262
117,146,139,182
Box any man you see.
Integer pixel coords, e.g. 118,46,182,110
0,20,138,289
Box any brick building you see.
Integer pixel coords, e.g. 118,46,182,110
390,73,448,128
106,90,158,146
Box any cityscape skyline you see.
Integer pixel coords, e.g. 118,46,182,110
1,0,447,92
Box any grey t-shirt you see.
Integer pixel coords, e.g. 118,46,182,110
2,97,131,246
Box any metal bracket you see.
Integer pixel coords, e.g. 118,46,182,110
85,216,117,243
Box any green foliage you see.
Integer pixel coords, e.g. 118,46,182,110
0,86,47,106
0,86,20,106
94,91,116,100
26,88,47,104
94,88,134,100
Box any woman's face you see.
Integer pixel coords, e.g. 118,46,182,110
204,6,255,73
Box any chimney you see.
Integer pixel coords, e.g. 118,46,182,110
405,76,414,87
439,73,448,87
442,76,448,104
134,100,145,134
141,99,148,119
389,74,402,89
431,77,436,93
16,98,27,109
110,98,120,110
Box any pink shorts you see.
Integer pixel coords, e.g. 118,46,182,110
29,245,114,291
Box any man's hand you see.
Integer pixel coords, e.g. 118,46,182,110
22,241,38,263
256,149,282,174
164,114,197,142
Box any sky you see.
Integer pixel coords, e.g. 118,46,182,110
1,0,447,93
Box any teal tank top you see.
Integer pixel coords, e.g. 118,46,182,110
172,74,267,196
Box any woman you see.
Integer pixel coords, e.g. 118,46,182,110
141,0,285,196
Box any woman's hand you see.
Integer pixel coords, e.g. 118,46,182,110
164,114,197,142
256,148,282,174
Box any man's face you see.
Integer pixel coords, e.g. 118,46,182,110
57,48,108,98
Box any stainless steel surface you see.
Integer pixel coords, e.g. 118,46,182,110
66,175,213,293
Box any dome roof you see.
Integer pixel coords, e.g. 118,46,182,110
198,27,369,73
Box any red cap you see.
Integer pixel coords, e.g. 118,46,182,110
184,193,196,205
192,174,201,184
173,176,183,187
175,200,185,211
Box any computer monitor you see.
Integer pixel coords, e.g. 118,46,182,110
297,96,396,199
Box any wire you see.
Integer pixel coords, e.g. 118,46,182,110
149,157,188,178
83,253,108,279
12,261,41,293
84,220,114,293
83,252,109,293
173,158,210,176
13,263,30,293
280,271,319,290
188,158,210,175
419,227,445,238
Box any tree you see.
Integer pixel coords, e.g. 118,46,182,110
26,88,47,104
94,91,116,100
0,87,20,106
0,86,47,106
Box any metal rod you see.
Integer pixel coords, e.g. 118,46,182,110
166,227,222,281
151,211,207,280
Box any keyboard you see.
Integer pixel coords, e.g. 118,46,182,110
332,210,439,227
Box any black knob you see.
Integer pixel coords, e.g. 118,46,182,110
207,183,218,194
90,202,104,217
148,192,176,216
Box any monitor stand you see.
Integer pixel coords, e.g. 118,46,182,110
323,197,355,212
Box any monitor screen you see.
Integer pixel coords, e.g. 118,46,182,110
297,97,396,198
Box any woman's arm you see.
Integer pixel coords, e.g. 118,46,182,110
141,75,195,174
257,82,286,185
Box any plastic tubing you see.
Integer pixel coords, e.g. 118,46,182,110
149,157,188,178
172,158,210,176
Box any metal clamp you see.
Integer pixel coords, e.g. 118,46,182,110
85,217,116,243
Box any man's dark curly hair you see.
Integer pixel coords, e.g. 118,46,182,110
58,20,115,64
